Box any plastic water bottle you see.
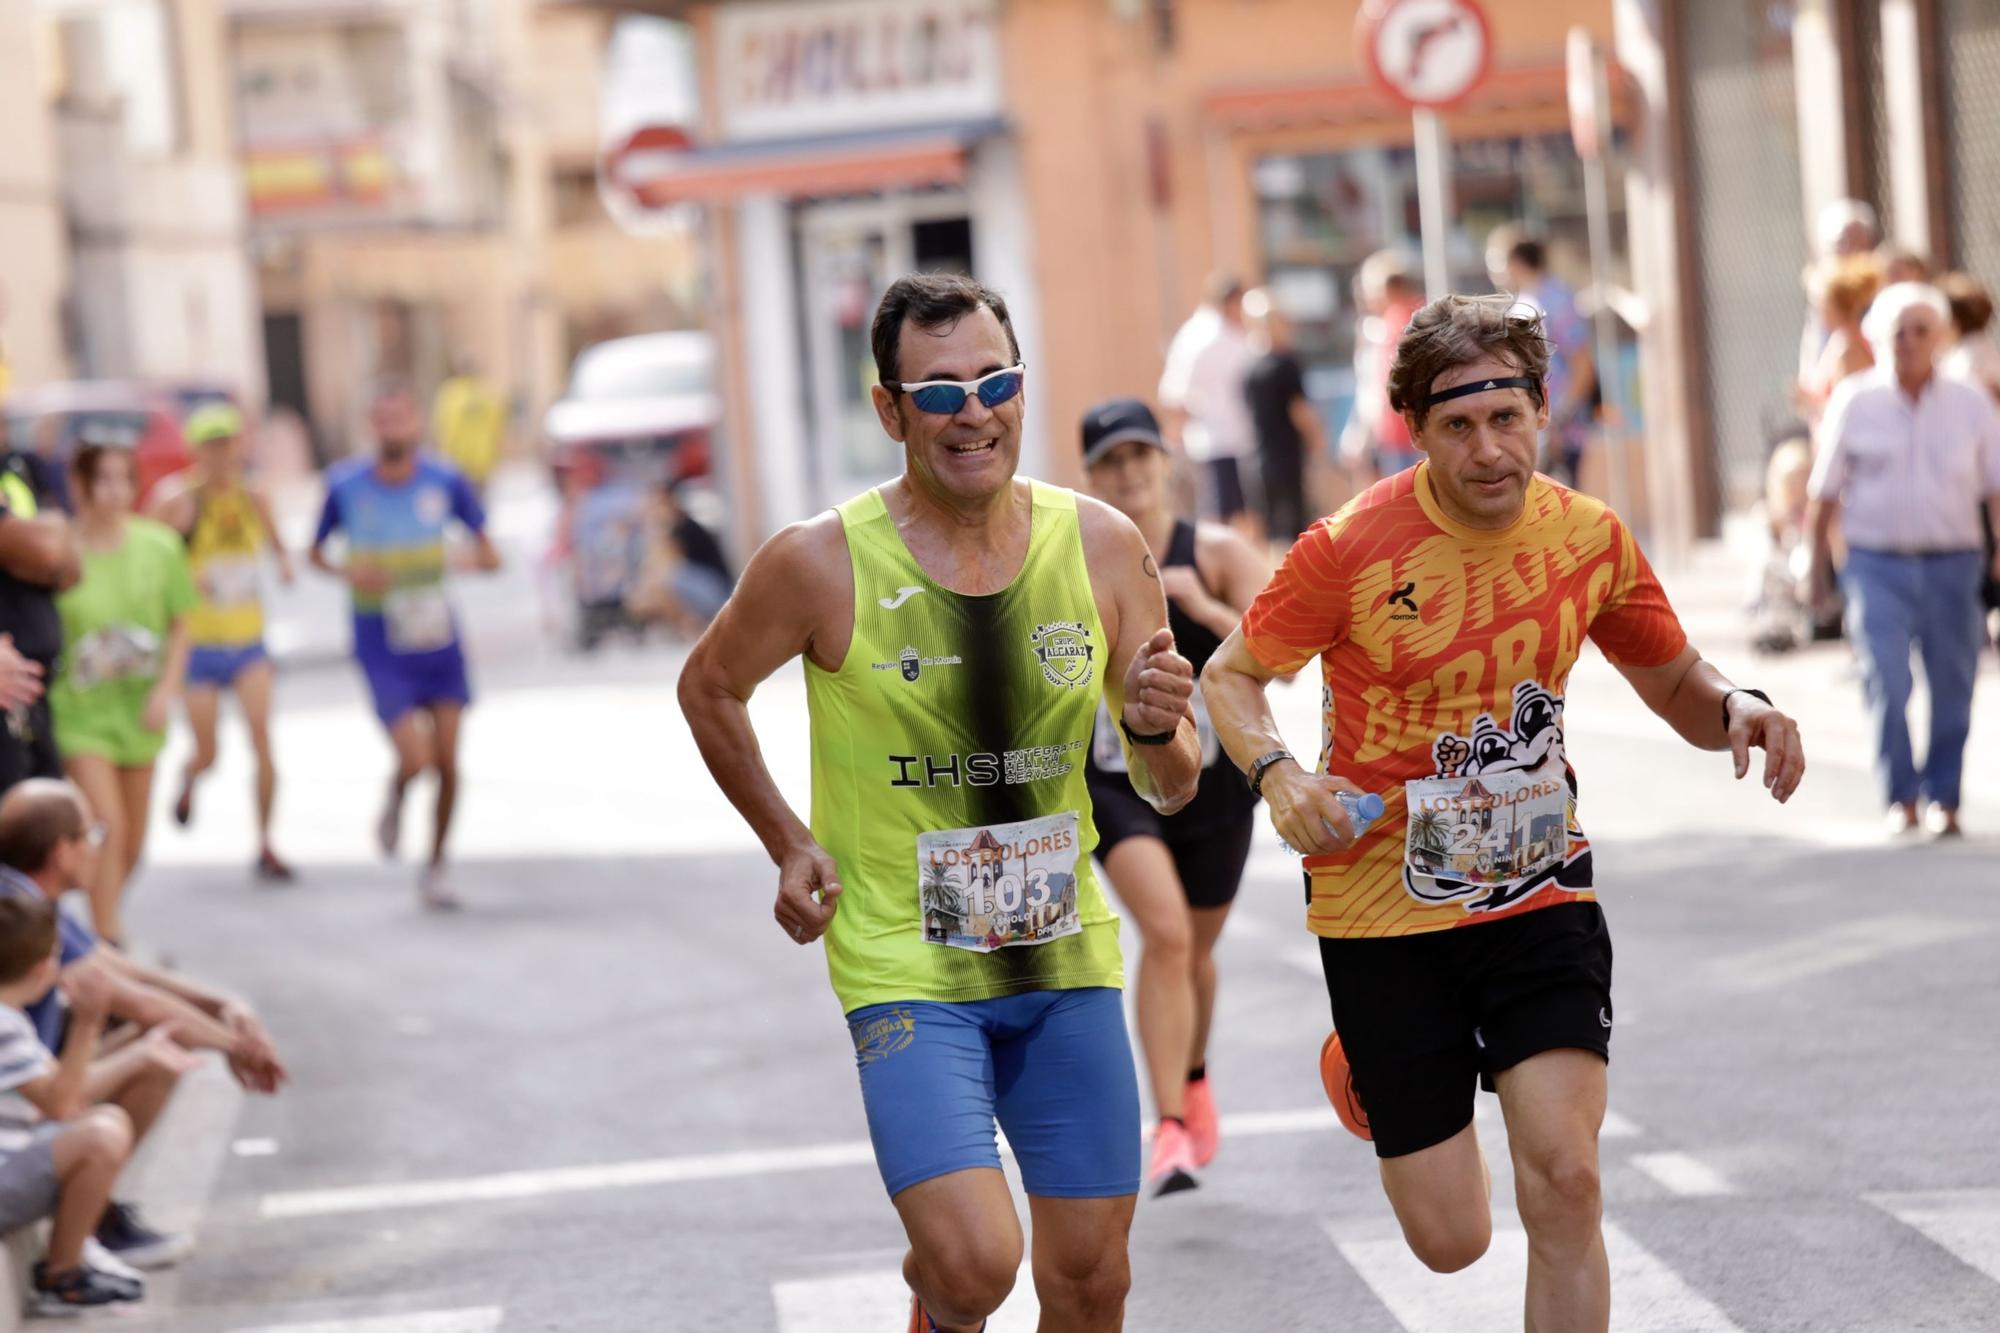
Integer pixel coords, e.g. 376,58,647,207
1280,791,1386,854
1339,791,1386,835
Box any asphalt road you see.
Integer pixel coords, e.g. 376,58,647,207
105,538,2000,1333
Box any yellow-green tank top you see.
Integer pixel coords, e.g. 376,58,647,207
808,482,1124,1014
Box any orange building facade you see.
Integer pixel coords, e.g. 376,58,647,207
668,0,1628,543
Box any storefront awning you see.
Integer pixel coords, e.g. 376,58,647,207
1201,65,1630,134
617,119,1007,208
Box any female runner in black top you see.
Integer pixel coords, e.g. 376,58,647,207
1079,398,1274,1197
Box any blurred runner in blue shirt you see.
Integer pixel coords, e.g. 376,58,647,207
311,383,499,910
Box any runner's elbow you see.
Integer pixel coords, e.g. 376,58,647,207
674,651,735,725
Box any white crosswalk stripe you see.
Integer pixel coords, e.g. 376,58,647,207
234,1309,503,1333
1630,1151,1736,1197
1866,1188,2000,1283
774,1265,1040,1333
1329,1218,1744,1332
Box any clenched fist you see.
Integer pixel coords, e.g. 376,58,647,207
1121,627,1195,738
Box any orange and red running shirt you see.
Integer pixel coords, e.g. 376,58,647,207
1239,464,1688,940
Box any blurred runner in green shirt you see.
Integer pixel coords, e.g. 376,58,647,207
50,443,194,945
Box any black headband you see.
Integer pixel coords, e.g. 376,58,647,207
1422,375,1540,409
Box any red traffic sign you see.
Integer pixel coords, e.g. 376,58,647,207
1358,0,1494,111
602,124,694,210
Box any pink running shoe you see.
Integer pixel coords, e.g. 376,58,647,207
1147,1119,1199,1197
1183,1076,1219,1167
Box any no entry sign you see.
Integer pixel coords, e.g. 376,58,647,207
1359,0,1494,110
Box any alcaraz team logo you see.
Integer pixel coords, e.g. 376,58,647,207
1031,620,1095,688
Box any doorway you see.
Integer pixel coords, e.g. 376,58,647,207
797,193,975,507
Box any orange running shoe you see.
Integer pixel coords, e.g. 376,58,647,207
1319,1030,1372,1141
1147,1119,1200,1196
1183,1076,1219,1167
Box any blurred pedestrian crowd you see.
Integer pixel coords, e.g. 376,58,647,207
1147,203,1998,842
0,398,296,1311
1155,218,1604,550
1755,200,2000,838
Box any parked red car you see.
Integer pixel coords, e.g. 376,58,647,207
2,381,203,509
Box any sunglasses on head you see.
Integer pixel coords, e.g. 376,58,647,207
885,364,1026,415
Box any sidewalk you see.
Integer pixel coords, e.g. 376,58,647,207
1567,523,2000,847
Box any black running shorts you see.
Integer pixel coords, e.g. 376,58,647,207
1317,901,1614,1159
1090,783,1255,910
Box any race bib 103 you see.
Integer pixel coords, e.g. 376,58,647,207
916,811,1083,953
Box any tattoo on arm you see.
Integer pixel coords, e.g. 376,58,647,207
1143,553,1158,580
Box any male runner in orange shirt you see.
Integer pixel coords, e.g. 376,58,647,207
1203,295,1805,1333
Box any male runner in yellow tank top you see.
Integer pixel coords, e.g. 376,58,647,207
145,404,295,880
680,274,1204,1333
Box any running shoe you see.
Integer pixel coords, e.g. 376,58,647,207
172,784,194,828
32,1261,142,1313
419,867,464,912
1147,1119,1199,1196
82,1238,144,1293
256,848,296,883
907,1295,986,1332
1319,1031,1372,1141
1183,1075,1220,1167
1925,804,1962,839
94,1200,191,1270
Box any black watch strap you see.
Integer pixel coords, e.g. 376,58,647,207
1247,748,1293,796
1721,687,1771,731
1120,718,1174,747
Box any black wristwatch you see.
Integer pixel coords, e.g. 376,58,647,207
1120,718,1175,747
1721,688,1771,730
1247,748,1294,796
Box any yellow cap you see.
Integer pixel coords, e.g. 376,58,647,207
184,402,244,445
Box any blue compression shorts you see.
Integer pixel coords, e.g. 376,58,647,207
187,642,269,689
846,987,1140,1199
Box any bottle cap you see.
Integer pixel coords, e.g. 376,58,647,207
1356,793,1386,822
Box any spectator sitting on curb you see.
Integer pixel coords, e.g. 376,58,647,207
0,778,288,1269
0,894,146,1313
625,483,733,638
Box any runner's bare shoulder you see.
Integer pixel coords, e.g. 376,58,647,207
1074,492,1147,572
1191,520,1273,608
1074,493,1154,652
734,508,855,671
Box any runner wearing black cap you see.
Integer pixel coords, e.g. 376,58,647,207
1079,398,1273,1196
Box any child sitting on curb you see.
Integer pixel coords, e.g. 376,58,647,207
0,893,149,1313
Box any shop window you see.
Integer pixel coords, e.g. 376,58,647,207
1941,0,2000,281
1252,131,1625,431
913,217,974,275
1680,0,1808,509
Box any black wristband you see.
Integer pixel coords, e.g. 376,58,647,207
1247,748,1294,796
1121,718,1175,747
1721,687,1771,731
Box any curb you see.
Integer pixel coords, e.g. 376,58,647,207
0,1061,243,1328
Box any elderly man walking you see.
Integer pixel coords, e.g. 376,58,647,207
1809,283,2000,837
